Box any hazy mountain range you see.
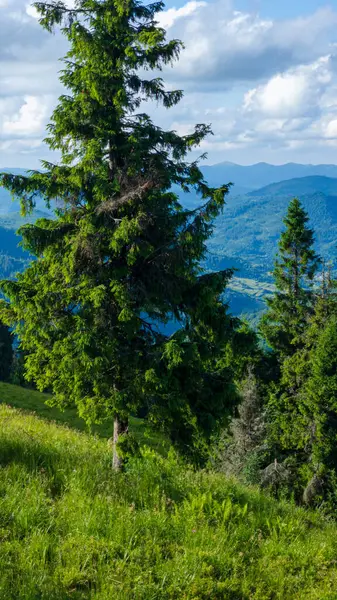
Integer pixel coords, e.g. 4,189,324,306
2,162,337,320
203,162,337,194
182,163,337,320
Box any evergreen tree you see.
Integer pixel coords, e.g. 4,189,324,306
217,367,266,484
305,318,337,468
10,345,37,389
281,274,337,504
0,0,238,468
268,262,337,450
263,262,337,505
259,199,320,500
10,346,27,387
0,322,13,382
297,317,337,507
221,321,262,383
260,198,320,357
307,261,337,344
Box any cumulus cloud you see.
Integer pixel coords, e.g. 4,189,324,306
150,1,337,165
0,0,68,165
243,56,332,118
236,53,337,153
152,47,337,165
2,0,337,167
155,1,207,30
325,119,337,138
163,3,337,87
2,95,50,136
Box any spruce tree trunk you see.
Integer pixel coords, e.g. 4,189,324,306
112,416,128,471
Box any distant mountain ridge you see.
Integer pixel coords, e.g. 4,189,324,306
201,162,337,192
248,176,337,198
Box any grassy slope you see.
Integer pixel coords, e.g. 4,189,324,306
1,395,337,598
0,382,167,453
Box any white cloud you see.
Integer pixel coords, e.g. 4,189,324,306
25,3,38,18
153,47,337,164
170,121,197,136
156,1,207,30
244,73,309,117
0,138,42,151
243,56,333,118
2,95,50,136
2,0,337,166
325,119,337,139
163,4,337,87
26,0,76,19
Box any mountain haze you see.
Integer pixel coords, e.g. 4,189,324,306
202,162,337,192
249,176,337,198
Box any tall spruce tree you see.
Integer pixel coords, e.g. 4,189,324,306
271,315,337,507
260,198,320,357
268,269,337,506
0,0,237,468
301,317,337,505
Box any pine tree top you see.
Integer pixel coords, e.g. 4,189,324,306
275,197,319,288
260,197,320,355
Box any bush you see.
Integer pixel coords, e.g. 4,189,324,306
215,369,268,484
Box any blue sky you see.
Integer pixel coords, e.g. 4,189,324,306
165,0,334,20
1,0,337,167
237,0,332,19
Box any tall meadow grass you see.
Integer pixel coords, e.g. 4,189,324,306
1,403,337,599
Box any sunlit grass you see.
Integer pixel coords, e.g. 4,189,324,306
0,381,167,453
1,402,337,599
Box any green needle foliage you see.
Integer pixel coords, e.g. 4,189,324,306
298,317,337,509
260,198,320,357
258,199,321,500
267,279,337,507
260,202,337,505
0,0,237,467
305,319,337,468
0,322,13,382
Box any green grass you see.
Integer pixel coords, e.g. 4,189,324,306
2,403,337,598
228,277,274,300
0,382,167,453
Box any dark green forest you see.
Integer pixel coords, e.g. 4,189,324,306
1,0,337,596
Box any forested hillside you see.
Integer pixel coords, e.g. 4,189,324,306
210,178,337,266
208,175,337,318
